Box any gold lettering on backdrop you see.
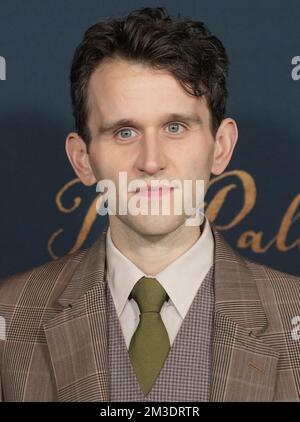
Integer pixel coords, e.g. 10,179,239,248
238,231,277,253
237,193,300,253
55,178,82,213
48,178,99,259
48,172,300,258
205,170,256,229
276,193,300,250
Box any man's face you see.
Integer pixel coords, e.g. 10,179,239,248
86,57,216,237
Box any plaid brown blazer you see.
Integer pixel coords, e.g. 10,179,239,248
1,222,300,402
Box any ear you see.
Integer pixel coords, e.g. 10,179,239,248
65,132,97,186
211,117,238,176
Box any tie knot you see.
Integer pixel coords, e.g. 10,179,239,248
130,276,168,313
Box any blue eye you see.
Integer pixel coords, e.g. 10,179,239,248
167,122,184,133
116,128,136,140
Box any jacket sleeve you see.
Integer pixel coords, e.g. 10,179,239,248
0,341,3,402
0,374,3,402
0,313,6,401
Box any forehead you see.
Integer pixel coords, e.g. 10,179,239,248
87,58,209,121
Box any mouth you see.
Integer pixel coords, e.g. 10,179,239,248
135,186,175,197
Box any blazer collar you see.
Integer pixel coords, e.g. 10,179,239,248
57,220,109,309
43,221,110,401
210,226,278,401
212,226,268,335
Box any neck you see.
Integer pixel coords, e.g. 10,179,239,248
108,216,202,275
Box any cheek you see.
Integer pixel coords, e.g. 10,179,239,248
179,147,211,177
193,140,214,170
88,155,106,181
89,144,115,179
92,157,131,186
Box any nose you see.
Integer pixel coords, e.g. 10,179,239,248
136,133,167,176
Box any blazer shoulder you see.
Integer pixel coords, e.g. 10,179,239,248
0,247,88,306
245,256,300,282
243,255,300,297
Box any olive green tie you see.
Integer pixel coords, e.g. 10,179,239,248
128,276,170,395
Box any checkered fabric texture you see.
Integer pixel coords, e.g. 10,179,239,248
107,265,215,401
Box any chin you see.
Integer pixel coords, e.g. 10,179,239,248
122,214,188,237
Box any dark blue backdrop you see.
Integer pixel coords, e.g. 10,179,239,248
0,0,299,278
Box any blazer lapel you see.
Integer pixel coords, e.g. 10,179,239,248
43,222,110,402
210,226,279,401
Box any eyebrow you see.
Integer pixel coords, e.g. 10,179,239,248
97,112,203,135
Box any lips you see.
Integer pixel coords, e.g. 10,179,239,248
135,186,174,197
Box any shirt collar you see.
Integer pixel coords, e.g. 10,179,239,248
105,216,214,318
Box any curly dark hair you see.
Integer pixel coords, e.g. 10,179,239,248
70,6,229,146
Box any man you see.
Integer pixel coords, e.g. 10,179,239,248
1,6,300,402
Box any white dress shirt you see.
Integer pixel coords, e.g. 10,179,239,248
105,216,215,349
